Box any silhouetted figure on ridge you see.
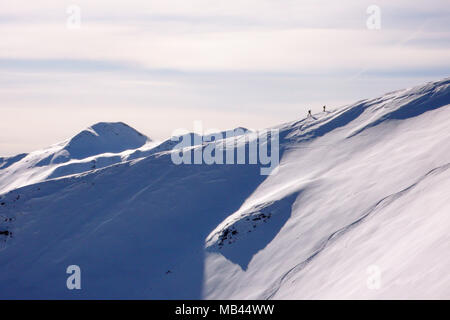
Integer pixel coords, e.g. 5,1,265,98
323,105,326,112
308,110,312,117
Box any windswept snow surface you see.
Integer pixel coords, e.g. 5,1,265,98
0,122,154,194
0,78,449,299
0,123,250,194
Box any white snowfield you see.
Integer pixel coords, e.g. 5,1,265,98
0,78,449,299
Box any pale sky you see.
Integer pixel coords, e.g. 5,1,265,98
1,0,449,156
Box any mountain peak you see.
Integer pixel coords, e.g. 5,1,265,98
62,122,150,160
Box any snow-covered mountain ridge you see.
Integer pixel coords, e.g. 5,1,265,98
0,122,250,194
0,78,449,299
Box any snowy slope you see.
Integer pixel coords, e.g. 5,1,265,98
0,122,154,194
0,123,250,194
0,78,449,299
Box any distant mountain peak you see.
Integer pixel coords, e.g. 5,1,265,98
62,122,150,160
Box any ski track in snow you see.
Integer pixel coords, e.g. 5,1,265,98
264,162,450,300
